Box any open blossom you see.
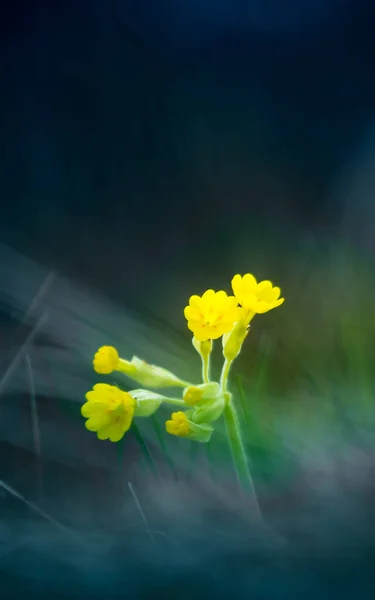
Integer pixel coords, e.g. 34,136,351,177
231,274,284,314
81,383,135,442
184,289,241,342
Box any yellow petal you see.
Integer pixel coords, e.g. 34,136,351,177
187,320,200,334
85,413,111,432
188,295,203,310
201,289,215,303
184,306,201,321
215,292,236,313
107,423,127,442
85,392,107,406
190,325,211,342
256,280,274,301
122,411,134,432
209,328,225,340
254,301,272,314
93,383,111,394
81,401,105,418
239,293,258,311
165,419,175,435
215,290,227,299
256,296,285,313
85,390,98,403
270,286,281,301
224,296,239,311
231,274,243,298
242,273,258,292
97,426,111,440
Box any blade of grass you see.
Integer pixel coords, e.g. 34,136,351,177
205,439,217,483
150,414,178,479
0,312,49,401
187,440,200,482
128,481,156,545
25,353,44,503
0,479,87,547
131,421,159,481
235,375,258,442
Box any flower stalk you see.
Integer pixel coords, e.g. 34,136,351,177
220,350,261,513
220,358,232,393
192,337,213,384
223,401,262,516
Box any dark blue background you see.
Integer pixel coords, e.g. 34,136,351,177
1,1,375,598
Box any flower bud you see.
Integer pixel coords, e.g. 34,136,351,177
222,322,249,361
117,356,190,389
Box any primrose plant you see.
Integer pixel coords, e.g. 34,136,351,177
82,274,284,491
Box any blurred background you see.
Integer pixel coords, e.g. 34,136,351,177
1,0,375,597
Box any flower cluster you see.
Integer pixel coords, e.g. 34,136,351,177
82,273,284,445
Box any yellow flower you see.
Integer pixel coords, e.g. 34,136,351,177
81,383,135,442
165,411,190,437
93,346,120,374
184,289,241,342
231,274,284,314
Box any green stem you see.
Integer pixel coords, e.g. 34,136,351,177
220,358,232,393
163,398,186,407
223,400,262,519
202,354,210,384
193,338,212,384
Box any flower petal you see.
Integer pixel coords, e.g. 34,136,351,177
242,273,257,293
190,325,211,342
85,413,111,432
97,426,111,440
92,383,112,394
254,301,273,314
81,401,105,418
214,290,228,304
202,289,215,302
231,274,243,298
107,423,127,442
184,306,201,321
239,293,258,311
188,295,203,310
270,286,281,301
